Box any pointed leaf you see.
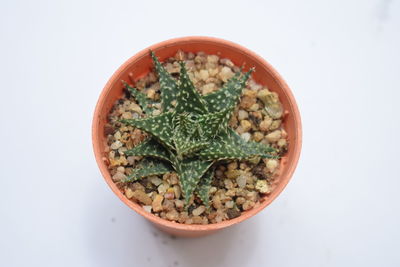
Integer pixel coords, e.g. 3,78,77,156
196,166,215,207
198,128,276,161
175,61,208,114
175,158,213,205
121,112,175,149
203,69,253,112
151,51,178,112
124,137,171,162
123,159,173,182
124,83,155,115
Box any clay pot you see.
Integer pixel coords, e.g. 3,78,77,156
92,36,302,237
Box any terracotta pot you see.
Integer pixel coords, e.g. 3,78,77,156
92,36,302,237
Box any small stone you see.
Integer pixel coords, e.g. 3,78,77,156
259,118,273,132
277,138,287,147
192,205,206,216
131,182,145,191
164,188,175,200
132,190,152,205
121,112,132,119
220,58,234,67
114,131,122,140
209,187,217,194
207,55,219,64
192,216,204,224
152,194,164,212
265,130,282,143
175,199,184,210
247,156,261,165
202,83,217,94
169,173,179,185
253,132,264,142
266,159,279,173
240,120,252,132
116,166,125,173
178,211,189,223
143,205,152,213
240,133,251,142
212,195,223,209
255,180,271,193
225,200,234,209
199,69,209,81
257,89,271,103
162,199,175,211
236,197,246,205
238,110,249,120
125,188,134,199
173,185,181,199
246,191,258,202
236,174,247,188
270,120,281,130
224,179,234,189
157,182,169,194
243,89,257,98
242,200,255,211
112,172,126,182
110,141,123,150
219,66,234,82
249,103,260,111
240,96,257,110
225,169,241,179
146,89,156,99
149,176,163,186
226,209,241,219
166,209,179,221
227,161,238,171
226,189,236,197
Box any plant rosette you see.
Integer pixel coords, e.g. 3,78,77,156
92,37,302,237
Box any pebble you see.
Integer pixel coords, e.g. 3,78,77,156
236,174,247,188
253,132,264,142
112,172,126,182
224,179,234,189
143,205,152,213
158,182,169,194
110,141,123,150
236,197,246,205
266,159,279,173
242,200,255,210
150,176,163,186
265,130,282,143
240,120,252,132
270,120,281,130
226,209,241,219
259,118,273,132
212,195,223,209
240,96,257,110
225,169,241,179
164,188,175,200
257,89,271,104
277,138,287,147
173,185,181,199
192,216,204,224
255,180,271,193
192,206,206,216
219,66,234,82
240,133,251,142
175,199,184,210
225,200,234,209
125,188,134,199
132,190,152,205
238,110,249,120
166,209,179,221
152,194,164,212
227,161,238,170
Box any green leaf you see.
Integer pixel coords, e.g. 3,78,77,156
124,137,171,162
174,157,213,205
197,107,232,138
198,128,276,161
121,112,175,150
123,159,173,182
124,83,155,114
203,69,253,112
175,61,208,114
196,166,215,207
151,51,178,112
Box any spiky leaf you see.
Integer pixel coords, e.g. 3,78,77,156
123,159,173,182
124,83,155,114
124,137,171,162
175,158,213,205
175,62,208,114
198,129,276,161
151,51,178,112
121,112,175,149
196,167,215,207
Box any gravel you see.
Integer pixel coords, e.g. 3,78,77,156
105,50,288,224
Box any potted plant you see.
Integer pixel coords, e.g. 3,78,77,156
92,36,302,237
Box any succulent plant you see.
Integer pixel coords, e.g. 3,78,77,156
120,51,277,207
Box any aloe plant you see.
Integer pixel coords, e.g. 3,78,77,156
120,51,276,206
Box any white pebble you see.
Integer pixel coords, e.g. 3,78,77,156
236,174,247,188
266,159,279,172
192,206,206,216
238,110,249,120
110,141,123,150
240,132,251,142
143,206,152,213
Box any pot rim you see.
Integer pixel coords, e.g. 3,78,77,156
92,36,302,232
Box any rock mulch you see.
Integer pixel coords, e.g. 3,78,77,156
104,51,288,224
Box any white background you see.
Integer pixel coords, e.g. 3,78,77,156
1,0,399,266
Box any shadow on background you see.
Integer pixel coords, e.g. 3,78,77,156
85,180,261,267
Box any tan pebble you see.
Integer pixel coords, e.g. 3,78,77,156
226,189,236,197
121,112,132,119
173,185,181,199
110,141,123,150
238,110,249,120
175,199,184,210
266,159,279,172
192,216,204,224
178,211,188,223
131,182,145,191
246,191,258,202
235,125,245,134
212,195,223,209
220,58,234,67
166,209,179,221
278,138,287,147
169,173,179,185
116,166,125,173
162,199,174,211
265,130,282,143
253,132,264,142
247,156,261,165
112,172,126,182
125,188,134,199
257,89,271,104
149,176,163,186
164,188,175,200
227,161,238,171
225,200,235,209
255,180,271,193
240,133,251,142
146,89,156,99
192,205,206,216
243,89,257,98
236,174,247,188
201,83,216,94
240,96,257,110
219,66,234,82
152,194,164,212
225,169,241,179
281,129,288,138
209,186,217,194
199,69,209,81
143,205,152,213
224,179,234,189
236,197,246,205
242,200,255,210
249,103,260,111
157,182,169,194
132,190,152,205
114,131,122,140
269,120,281,130
259,117,273,132
207,55,219,64
240,120,252,132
